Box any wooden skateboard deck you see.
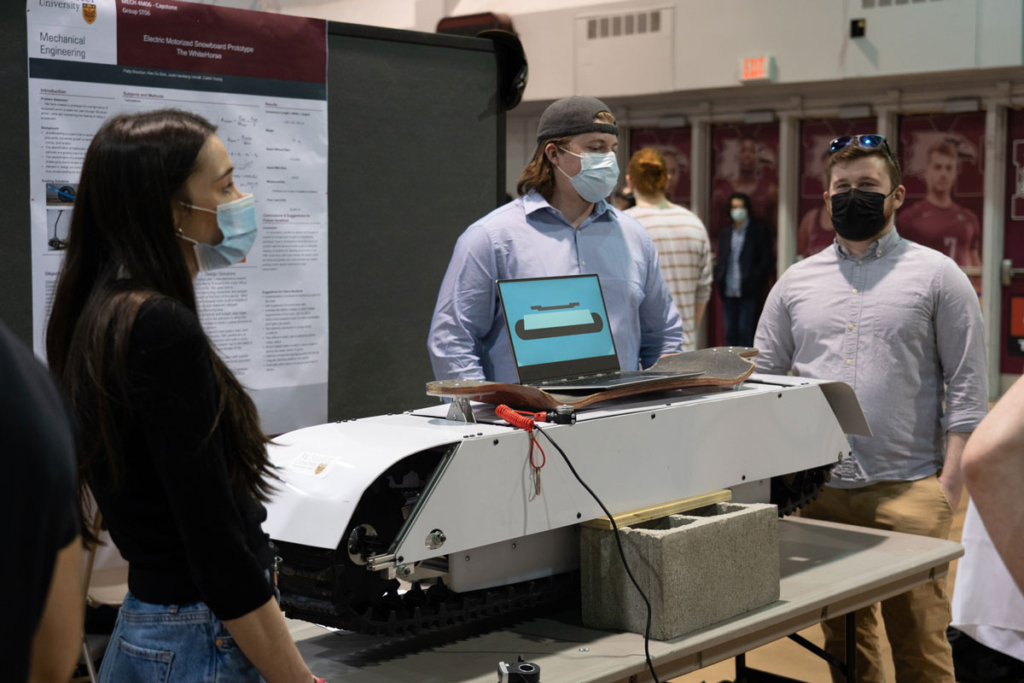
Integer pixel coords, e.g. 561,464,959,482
425,347,758,412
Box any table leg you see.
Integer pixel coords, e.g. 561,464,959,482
845,610,856,682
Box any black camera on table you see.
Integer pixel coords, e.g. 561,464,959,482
497,655,541,682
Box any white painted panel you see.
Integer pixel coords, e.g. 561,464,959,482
575,7,674,97
672,0,844,91
976,0,1024,68
841,0,977,78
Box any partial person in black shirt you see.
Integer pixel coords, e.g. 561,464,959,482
45,110,320,683
0,320,82,683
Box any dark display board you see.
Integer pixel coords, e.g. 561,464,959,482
0,6,503,421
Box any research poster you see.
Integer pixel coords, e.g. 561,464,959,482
27,0,329,433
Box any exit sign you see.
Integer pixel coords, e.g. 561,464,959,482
740,56,776,83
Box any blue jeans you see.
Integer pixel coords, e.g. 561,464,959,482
722,296,759,347
98,593,264,683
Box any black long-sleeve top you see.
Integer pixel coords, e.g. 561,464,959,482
89,297,273,620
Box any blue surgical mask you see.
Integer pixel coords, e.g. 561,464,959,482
556,148,619,204
730,207,748,223
177,194,258,272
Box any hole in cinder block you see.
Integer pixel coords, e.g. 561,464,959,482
685,502,748,518
635,516,697,532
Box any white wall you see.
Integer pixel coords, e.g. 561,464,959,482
275,0,416,28
483,0,1024,103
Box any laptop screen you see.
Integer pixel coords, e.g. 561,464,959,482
497,274,619,383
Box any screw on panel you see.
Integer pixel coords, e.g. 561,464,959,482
511,542,517,550
778,393,782,398
464,555,470,562
425,529,446,550
396,565,412,578
493,439,499,445
578,648,590,652
650,414,656,420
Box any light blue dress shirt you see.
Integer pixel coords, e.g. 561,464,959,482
428,191,685,382
754,228,988,487
725,219,749,298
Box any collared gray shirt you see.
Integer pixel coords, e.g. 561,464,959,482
753,228,988,488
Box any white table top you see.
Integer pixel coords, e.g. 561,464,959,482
291,517,963,682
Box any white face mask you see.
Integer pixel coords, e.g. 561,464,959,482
556,147,620,204
730,207,748,223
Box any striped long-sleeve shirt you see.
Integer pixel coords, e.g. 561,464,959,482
626,202,713,351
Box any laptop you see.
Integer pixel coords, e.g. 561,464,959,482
496,274,702,391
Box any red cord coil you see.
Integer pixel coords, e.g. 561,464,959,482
496,404,547,470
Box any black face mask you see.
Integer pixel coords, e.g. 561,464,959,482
829,187,894,242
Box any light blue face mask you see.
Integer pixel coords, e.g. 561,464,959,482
556,148,620,204
177,194,258,272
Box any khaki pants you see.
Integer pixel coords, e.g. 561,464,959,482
799,475,955,683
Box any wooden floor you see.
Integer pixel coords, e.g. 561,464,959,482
670,493,972,683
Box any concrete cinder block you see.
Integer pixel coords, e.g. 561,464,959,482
580,502,779,640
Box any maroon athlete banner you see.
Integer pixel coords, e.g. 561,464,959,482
629,127,692,208
709,123,779,252
1001,109,1024,373
898,112,985,292
797,118,876,258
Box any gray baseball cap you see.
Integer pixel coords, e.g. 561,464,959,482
535,96,618,144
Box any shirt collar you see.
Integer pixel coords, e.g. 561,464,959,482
733,218,750,234
523,189,611,226
835,226,902,260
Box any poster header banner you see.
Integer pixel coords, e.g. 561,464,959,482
28,0,326,89
116,0,327,85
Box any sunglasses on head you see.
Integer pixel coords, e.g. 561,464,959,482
829,134,900,170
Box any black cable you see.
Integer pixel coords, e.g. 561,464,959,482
533,423,661,683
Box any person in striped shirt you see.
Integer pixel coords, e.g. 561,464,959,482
625,148,712,351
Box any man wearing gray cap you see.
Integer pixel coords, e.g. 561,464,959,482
428,95,684,381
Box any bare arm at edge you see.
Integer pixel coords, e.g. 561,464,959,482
223,597,314,683
962,376,1024,594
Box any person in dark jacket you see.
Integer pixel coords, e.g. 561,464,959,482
714,192,773,347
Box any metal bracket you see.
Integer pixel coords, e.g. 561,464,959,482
367,553,396,572
446,397,476,423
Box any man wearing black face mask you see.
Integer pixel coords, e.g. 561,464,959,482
753,135,988,683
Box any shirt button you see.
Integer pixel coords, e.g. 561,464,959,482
846,359,853,365
857,260,863,266
852,288,858,293
848,324,855,330
581,260,586,266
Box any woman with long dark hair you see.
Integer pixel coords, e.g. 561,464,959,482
46,110,319,682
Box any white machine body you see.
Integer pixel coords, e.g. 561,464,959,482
263,375,868,594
